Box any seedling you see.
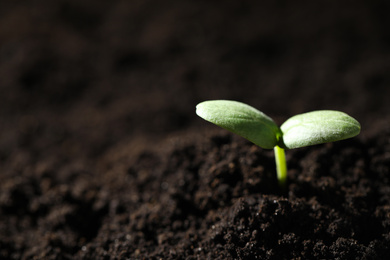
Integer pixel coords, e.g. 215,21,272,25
196,100,361,187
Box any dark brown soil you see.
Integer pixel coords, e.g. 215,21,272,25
1,0,390,259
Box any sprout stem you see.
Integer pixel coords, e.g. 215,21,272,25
274,145,287,187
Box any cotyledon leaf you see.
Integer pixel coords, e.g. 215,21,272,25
280,110,361,149
196,100,280,149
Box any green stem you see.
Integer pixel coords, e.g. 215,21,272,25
274,145,287,187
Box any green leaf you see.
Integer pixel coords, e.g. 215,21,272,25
280,110,361,149
196,100,280,149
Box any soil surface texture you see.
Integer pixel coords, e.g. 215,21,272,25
1,0,390,259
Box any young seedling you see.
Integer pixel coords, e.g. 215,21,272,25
196,100,361,187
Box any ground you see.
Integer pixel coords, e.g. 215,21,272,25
1,0,390,259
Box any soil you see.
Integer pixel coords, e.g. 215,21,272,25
1,0,390,259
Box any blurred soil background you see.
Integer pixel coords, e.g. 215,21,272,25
1,0,390,259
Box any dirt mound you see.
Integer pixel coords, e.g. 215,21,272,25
1,0,390,259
